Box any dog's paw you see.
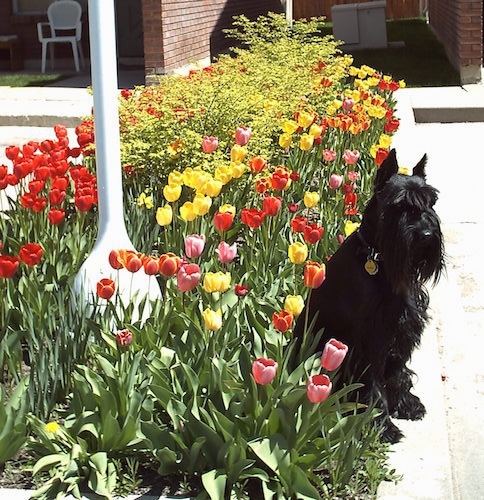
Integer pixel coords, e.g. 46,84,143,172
392,392,426,420
381,419,404,444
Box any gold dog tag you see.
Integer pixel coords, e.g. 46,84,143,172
365,259,378,275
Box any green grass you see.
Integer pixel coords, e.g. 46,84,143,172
0,72,68,87
322,17,461,87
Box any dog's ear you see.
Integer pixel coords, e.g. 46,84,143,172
375,148,398,187
412,154,427,180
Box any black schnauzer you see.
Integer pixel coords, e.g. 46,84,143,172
293,149,445,443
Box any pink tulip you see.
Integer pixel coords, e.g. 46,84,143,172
252,357,278,385
216,241,237,264
322,149,337,162
202,136,219,153
307,374,332,403
342,97,355,111
184,234,206,259
321,338,348,371
343,149,360,165
176,263,201,292
235,126,252,146
329,174,343,190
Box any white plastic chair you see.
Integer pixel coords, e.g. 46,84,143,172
37,0,84,73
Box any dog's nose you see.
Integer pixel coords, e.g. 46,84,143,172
420,229,432,240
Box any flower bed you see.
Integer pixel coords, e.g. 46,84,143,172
0,14,403,499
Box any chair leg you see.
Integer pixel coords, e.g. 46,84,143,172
49,44,54,70
41,42,47,73
78,41,85,69
71,41,80,72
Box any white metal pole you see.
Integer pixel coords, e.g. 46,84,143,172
286,0,293,26
75,0,161,322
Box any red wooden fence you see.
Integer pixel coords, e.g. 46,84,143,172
293,0,423,21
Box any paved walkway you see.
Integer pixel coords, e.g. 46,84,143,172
1,74,484,499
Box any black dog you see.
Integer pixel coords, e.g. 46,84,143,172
293,149,445,443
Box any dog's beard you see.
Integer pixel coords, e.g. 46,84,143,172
377,209,444,295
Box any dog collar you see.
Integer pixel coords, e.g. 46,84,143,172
357,230,381,275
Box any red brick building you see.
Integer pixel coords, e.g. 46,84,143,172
428,0,483,84
0,0,283,82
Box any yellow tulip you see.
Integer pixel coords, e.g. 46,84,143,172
156,204,173,226
163,184,182,202
281,119,298,135
230,144,246,164
279,133,292,149
168,170,184,186
202,308,222,331
193,193,212,216
219,203,236,215
378,134,392,149
215,165,233,185
137,192,153,209
288,242,308,265
284,295,305,316
192,170,211,192
203,271,231,293
204,178,223,197
180,201,197,222
344,220,360,236
297,110,314,129
230,161,246,179
303,191,319,208
308,123,323,138
299,133,314,151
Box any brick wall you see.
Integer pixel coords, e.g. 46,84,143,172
142,0,283,80
428,0,483,84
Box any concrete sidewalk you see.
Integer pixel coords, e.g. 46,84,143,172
1,78,484,499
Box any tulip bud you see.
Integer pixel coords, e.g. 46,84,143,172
252,357,278,385
321,338,349,371
307,374,332,403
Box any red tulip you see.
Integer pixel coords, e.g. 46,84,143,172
291,216,307,233
303,223,324,244
96,278,116,299
252,357,278,385
262,195,282,217
158,253,181,277
234,284,249,297
142,255,160,275
213,211,235,232
248,156,267,174
19,243,43,266
115,329,133,346
254,177,271,194
304,261,326,289
123,251,143,273
108,249,124,270
0,255,19,278
240,207,265,229
272,310,294,333
49,188,66,206
307,374,332,403
321,338,349,371
47,208,65,225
